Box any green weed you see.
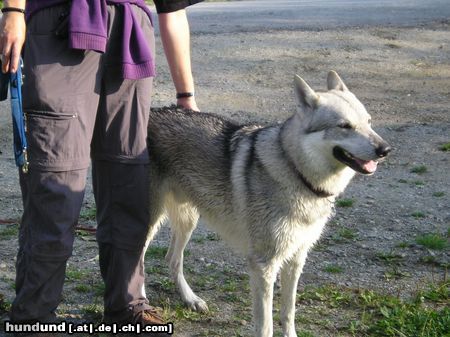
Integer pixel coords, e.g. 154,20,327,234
411,211,426,219
79,206,97,221
376,251,404,265
146,246,168,259
93,282,105,297
82,303,103,321
323,264,343,274
411,165,428,174
396,241,411,249
298,284,450,337
74,284,90,293
0,293,11,314
384,267,410,280
206,232,221,241
0,225,19,239
336,198,355,207
66,268,88,281
418,282,449,304
416,233,448,250
439,142,450,151
332,227,358,242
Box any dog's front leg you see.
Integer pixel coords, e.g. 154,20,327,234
165,202,208,312
280,248,308,337
249,258,279,337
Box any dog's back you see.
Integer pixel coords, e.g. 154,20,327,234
147,107,253,248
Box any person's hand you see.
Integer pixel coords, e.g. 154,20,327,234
0,10,26,73
177,96,200,112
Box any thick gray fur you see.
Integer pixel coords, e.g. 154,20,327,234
145,71,390,337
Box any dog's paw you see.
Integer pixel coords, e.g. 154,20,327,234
186,296,209,313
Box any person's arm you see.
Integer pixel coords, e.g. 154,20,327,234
0,0,26,73
158,9,199,111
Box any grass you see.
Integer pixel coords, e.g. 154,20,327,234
146,245,169,259
297,283,450,337
410,165,428,174
396,241,411,249
82,303,103,321
336,198,355,208
0,293,11,315
367,298,449,337
411,211,426,219
74,284,91,293
432,191,445,197
333,227,358,242
298,285,352,308
383,267,410,280
291,331,315,337
94,282,105,297
79,206,97,221
206,232,221,241
439,142,450,151
376,251,404,265
416,233,448,250
192,235,206,244
146,265,167,275
66,268,88,281
323,264,343,274
420,255,439,266
0,225,19,239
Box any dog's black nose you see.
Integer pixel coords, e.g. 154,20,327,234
376,144,391,158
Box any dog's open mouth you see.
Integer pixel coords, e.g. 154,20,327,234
333,146,378,175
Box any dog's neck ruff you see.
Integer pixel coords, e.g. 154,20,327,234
278,132,334,199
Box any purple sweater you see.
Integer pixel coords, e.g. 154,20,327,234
26,0,155,79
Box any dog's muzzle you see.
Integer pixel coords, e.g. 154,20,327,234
333,142,391,175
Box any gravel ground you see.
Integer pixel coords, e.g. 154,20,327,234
0,11,449,337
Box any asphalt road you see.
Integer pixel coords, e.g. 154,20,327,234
177,0,450,33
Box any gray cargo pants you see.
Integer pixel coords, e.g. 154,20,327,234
10,3,155,323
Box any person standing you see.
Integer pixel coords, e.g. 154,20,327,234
0,0,168,334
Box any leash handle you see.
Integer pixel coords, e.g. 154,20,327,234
9,59,28,173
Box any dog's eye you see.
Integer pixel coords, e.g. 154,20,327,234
338,122,352,129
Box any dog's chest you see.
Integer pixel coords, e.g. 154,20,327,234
277,218,326,259
273,197,332,259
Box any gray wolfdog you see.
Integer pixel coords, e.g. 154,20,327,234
146,71,391,337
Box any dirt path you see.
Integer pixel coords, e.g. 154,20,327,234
1,7,449,337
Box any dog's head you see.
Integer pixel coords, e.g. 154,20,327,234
294,71,391,175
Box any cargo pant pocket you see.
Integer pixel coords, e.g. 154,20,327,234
25,109,91,171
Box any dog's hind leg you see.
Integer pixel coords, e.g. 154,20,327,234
279,248,308,337
249,258,279,337
144,169,167,248
165,198,208,312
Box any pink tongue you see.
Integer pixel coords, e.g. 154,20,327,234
362,160,378,173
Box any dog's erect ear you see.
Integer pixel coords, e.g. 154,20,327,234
295,75,319,110
327,70,348,91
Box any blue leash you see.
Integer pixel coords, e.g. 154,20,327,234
0,59,28,173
